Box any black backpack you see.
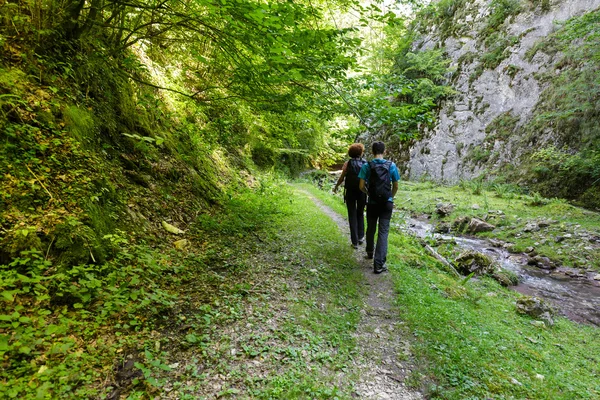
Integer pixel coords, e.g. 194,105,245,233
344,158,366,190
368,161,392,203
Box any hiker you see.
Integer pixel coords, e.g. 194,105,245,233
358,141,400,274
333,143,367,249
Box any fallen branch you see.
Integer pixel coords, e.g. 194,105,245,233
420,240,461,278
26,165,54,202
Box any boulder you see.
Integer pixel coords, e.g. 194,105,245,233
516,296,555,326
532,255,555,270
452,216,471,232
454,251,495,275
491,268,520,286
433,222,451,233
435,203,455,217
467,218,495,233
523,222,540,232
489,239,505,247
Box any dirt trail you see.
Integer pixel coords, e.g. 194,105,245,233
298,190,422,400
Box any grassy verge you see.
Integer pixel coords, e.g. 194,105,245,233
302,182,600,399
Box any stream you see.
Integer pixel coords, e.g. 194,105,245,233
402,217,600,327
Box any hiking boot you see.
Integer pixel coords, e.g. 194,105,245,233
352,244,359,249
365,252,373,259
374,264,388,274
358,237,365,245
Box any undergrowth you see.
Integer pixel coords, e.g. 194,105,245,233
0,178,286,398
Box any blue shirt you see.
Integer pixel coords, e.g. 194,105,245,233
358,159,400,203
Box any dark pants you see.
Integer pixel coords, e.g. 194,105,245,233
366,202,394,270
345,189,366,245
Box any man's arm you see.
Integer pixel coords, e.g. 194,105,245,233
359,179,367,194
392,181,398,198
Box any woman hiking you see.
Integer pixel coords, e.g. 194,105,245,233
334,143,367,249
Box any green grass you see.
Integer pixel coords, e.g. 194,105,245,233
396,181,600,271
302,181,600,399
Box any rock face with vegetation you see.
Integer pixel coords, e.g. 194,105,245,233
404,0,600,208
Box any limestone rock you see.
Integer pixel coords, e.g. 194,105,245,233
467,218,495,233
434,222,451,233
452,216,471,232
491,268,520,286
405,0,600,188
523,222,540,232
516,296,555,325
454,251,495,275
435,203,455,217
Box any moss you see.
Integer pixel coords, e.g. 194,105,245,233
466,145,491,164
64,106,98,148
483,0,521,35
485,112,519,142
491,268,519,286
481,34,520,69
53,217,105,266
454,250,495,275
0,227,43,259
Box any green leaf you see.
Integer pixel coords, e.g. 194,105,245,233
0,334,9,351
1,291,14,302
185,333,198,343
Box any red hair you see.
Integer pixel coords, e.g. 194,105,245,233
348,143,364,158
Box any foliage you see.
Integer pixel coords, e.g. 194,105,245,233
481,33,520,69
529,146,600,202
484,0,522,34
417,0,469,40
351,47,455,142
3,177,353,398
517,10,600,207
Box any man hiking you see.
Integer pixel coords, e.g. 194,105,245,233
334,143,367,249
358,141,400,274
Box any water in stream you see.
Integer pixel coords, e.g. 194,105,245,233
402,217,600,327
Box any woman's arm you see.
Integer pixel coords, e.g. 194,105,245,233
333,162,348,193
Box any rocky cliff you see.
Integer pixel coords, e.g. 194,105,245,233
405,0,600,206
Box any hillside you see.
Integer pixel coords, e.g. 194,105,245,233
398,0,600,208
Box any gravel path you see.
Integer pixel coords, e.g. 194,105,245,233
299,190,423,400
